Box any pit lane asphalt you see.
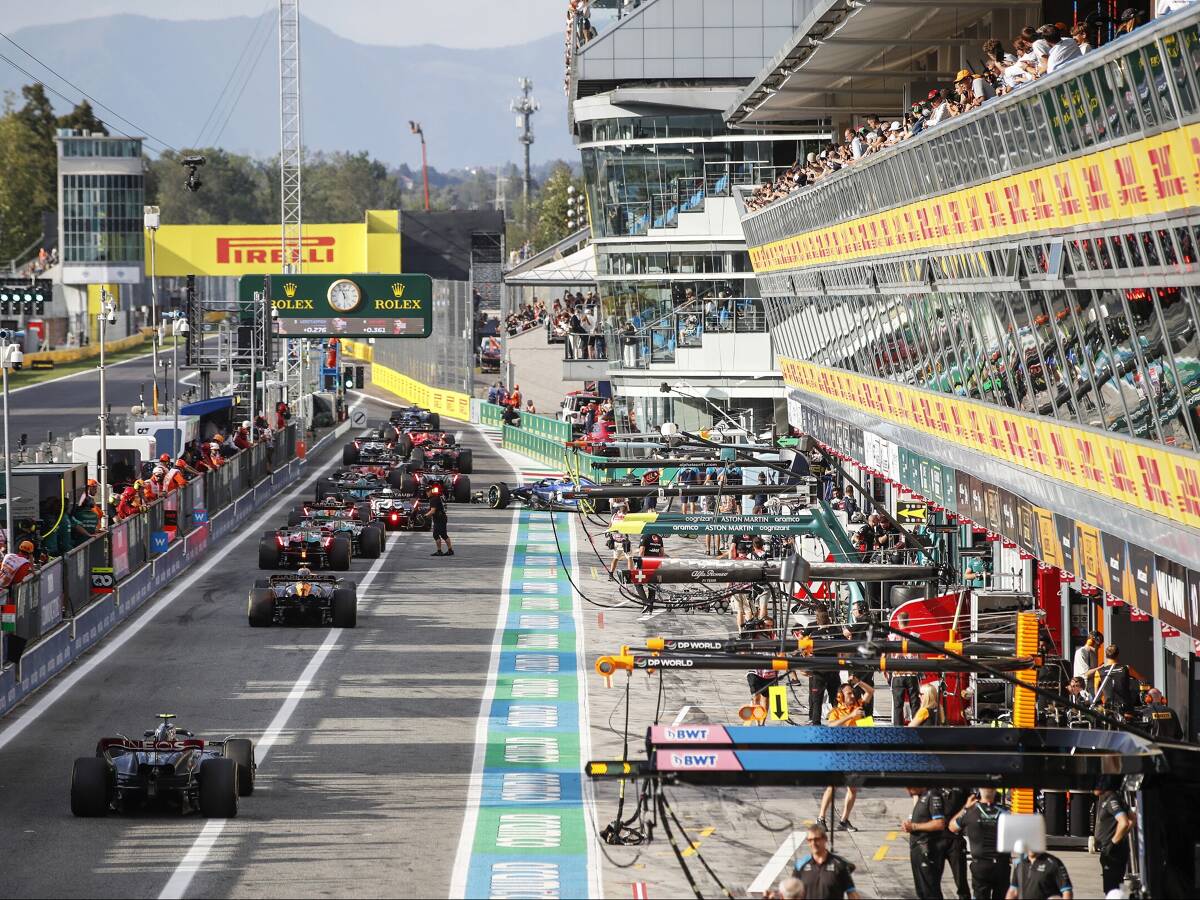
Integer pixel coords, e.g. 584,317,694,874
0,397,520,899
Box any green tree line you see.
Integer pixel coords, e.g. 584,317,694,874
0,81,583,263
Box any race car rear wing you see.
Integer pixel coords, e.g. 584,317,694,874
267,573,341,585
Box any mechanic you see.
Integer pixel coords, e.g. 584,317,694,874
605,498,632,577
148,466,168,498
803,607,842,725
0,540,35,589
234,421,253,450
1073,629,1103,680
816,679,873,833
904,786,948,899
116,486,142,520
889,612,921,725
1005,848,1073,899
938,787,971,900
428,487,454,557
791,822,863,899
751,471,769,514
1095,643,1143,721
74,479,103,534
633,531,665,615
842,601,877,715
949,788,1010,900
1093,787,1132,893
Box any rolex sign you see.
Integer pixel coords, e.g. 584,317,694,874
237,274,433,338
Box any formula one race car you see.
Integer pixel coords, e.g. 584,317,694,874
316,468,403,501
290,502,386,558
370,489,432,530
71,714,255,818
397,467,472,502
259,525,352,570
485,475,608,512
389,405,440,432
248,571,357,628
394,427,448,458
409,437,473,474
343,434,401,466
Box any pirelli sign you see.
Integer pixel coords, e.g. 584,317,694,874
237,274,433,339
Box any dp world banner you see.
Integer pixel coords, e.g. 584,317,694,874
237,274,432,338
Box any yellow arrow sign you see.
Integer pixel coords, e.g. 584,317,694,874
767,684,789,721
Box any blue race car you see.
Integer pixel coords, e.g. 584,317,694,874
485,476,608,512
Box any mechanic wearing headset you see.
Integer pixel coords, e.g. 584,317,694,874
429,485,454,557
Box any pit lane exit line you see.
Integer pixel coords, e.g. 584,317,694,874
159,504,397,900
0,412,360,752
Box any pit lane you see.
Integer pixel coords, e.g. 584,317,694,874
0,396,524,899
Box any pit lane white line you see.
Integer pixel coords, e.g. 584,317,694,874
7,336,217,397
159,534,395,900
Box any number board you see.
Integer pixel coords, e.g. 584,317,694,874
237,274,432,338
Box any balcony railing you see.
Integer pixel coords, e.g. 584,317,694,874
741,3,1200,255
605,299,769,370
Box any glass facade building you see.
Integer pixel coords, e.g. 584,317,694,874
56,133,144,266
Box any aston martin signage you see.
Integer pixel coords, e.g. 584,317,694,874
237,273,432,338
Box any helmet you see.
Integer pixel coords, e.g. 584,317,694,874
242,420,251,429
153,466,166,476
297,566,313,578
159,453,171,463
18,540,34,554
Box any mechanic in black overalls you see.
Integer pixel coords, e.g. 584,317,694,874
949,787,1010,900
1093,788,1132,895
903,786,948,899
635,532,665,614
429,486,454,557
1096,643,1141,722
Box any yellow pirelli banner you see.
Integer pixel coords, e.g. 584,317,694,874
146,211,401,277
781,356,1200,531
750,123,1200,272
371,361,471,422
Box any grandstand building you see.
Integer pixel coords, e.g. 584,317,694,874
566,0,825,432
735,1,1200,730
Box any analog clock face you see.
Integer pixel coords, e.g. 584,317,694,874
328,279,362,313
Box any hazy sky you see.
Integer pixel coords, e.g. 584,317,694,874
0,0,566,48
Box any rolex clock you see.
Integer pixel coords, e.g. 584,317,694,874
327,278,362,313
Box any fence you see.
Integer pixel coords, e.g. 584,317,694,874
372,279,474,398
0,423,312,685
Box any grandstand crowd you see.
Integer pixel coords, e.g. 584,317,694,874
746,7,1169,211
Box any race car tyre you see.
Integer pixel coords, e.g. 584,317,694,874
342,443,360,465
453,476,472,503
287,506,305,527
388,467,406,489
70,757,110,817
329,537,352,571
397,434,413,457
224,739,256,796
333,587,358,628
253,578,270,589
428,413,440,431
488,483,511,509
315,479,333,502
248,589,275,627
410,449,426,471
401,474,419,495
359,523,383,559
198,758,238,818
258,538,280,570
354,501,373,522
457,449,474,474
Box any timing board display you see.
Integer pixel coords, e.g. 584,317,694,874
237,274,433,338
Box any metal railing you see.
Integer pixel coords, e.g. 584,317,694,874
742,3,1200,251
2,425,297,665
607,298,769,370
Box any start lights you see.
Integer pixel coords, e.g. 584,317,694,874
0,281,49,316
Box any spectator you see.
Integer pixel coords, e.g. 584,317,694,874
1039,24,1080,74
1117,7,1144,35
908,683,943,727
502,404,521,428
525,399,536,415
1071,22,1093,53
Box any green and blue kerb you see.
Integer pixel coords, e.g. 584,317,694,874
463,509,593,899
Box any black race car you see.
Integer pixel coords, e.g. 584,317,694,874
340,432,400,468
258,525,352,570
71,714,255,818
370,489,432,530
389,405,440,432
485,475,607,512
289,502,386,558
248,571,357,628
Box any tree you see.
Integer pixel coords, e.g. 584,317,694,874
0,103,48,261
14,84,57,216
531,162,581,250
55,99,107,135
